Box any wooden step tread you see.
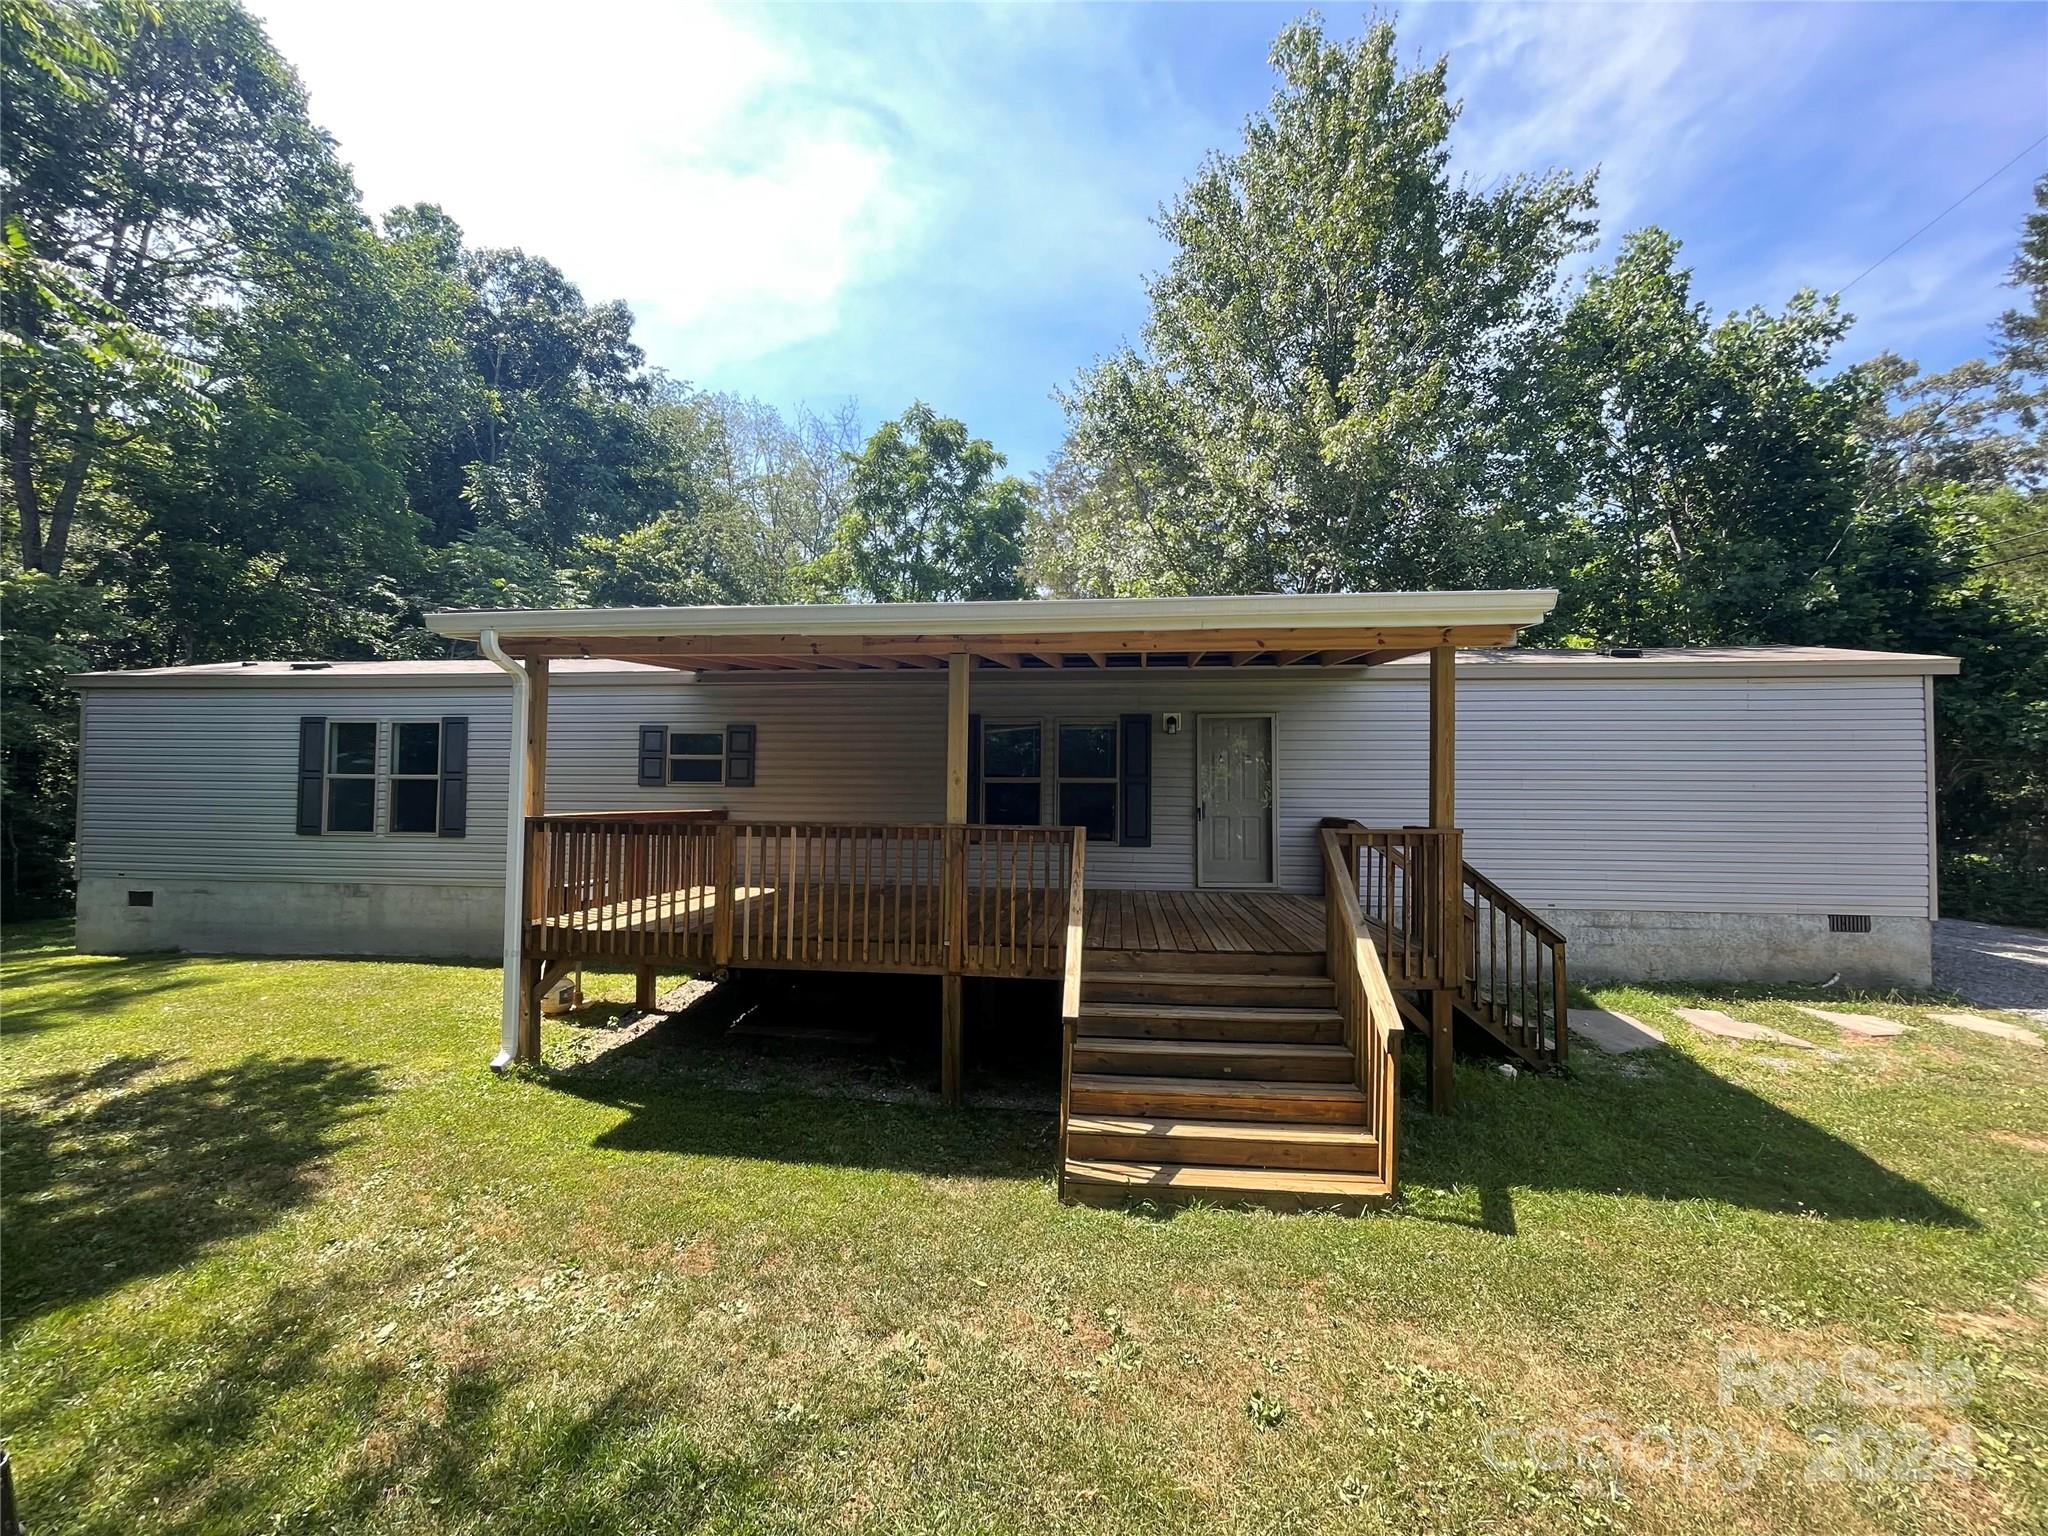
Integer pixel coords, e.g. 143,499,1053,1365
1084,949,1325,975
1067,1115,1377,1148
1069,1073,1364,1102
1063,1159,1390,1203
1081,1002,1342,1024
1086,971,1332,990
1075,1036,1350,1060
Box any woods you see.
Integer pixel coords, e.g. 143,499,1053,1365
4,4,2044,921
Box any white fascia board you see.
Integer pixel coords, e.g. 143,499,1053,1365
422,589,1562,643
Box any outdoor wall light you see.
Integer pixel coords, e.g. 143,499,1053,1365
1162,713,1182,735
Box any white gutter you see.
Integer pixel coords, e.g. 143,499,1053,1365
477,628,528,1071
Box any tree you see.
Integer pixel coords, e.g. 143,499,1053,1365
1053,16,1595,596
1548,229,1871,646
1861,176,2048,496
3,0,351,576
826,402,1030,602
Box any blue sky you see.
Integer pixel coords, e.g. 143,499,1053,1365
251,2,2047,473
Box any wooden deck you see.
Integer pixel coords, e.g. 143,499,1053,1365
1082,889,1325,955
535,881,1325,969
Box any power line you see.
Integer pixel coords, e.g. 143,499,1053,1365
1967,542,2048,574
1834,133,2048,300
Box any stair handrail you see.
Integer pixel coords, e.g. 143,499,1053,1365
1056,827,1087,1201
1320,826,1403,1193
1459,861,1570,1066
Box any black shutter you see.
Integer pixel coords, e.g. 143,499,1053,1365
296,717,326,835
966,713,982,821
725,723,756,787
638,724,666,787
1119,712,1152,847
439,716,469,837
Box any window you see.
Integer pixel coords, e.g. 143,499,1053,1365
669,730,725,785
389,721,442,834
981,722,1042,826
325,722,377,832
1057,722,1118,841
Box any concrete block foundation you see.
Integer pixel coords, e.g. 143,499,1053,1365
1545,908,1932,990
76,876,500,960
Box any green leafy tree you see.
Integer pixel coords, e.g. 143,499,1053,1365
826,402,1029,602
1548,228,1871,646
3,0,350,576
1053,16,1595,596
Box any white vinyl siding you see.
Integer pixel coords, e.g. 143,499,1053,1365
77,687,507,885
75,666,1938,919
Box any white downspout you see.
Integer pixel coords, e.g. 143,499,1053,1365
478,628,528,1070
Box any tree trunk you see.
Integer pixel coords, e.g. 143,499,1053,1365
9,406,43,571
36,407,98,576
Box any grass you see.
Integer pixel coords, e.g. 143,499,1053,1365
3,922,2046,1534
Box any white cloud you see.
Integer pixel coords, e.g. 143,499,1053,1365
250,0,917,370
1424,3,1831,237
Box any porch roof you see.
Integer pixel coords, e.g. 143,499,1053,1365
422,590,1558,672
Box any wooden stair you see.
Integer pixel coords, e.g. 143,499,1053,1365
1062,949,1390,1212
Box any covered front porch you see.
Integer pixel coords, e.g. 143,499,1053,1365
427,591,1567,1209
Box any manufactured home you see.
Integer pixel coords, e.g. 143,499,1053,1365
71,591,1959,1209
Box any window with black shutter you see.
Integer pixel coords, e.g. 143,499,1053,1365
438,716,468,837
725,724,756,787
1118,712,1152,847
637,724,667,786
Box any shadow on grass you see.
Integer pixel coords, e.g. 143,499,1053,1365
544,975,1967,1227
0,948,218,1037
1400,1044,1975,1234
543,980,1055,1181
17,1270,813,1536
1,1053,387,1324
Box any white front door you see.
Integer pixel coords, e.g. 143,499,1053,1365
1197,715,1275,887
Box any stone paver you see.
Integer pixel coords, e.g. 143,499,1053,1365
1929,1010,2045,1048
1934,919,2048,1024
1569,1007,1666,1054
1796,1005,1909,1040
1672,1007,1816,1050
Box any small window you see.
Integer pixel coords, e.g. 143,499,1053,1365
325,722,377,832
1057,722,1118,841
389,721,442,834
982,722,1042,826
669,729,725,786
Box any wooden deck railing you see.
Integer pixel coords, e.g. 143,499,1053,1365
1338,826,1464,987
524,813,1083,981
1461,865,1569,1066
1326,822,1567,1069
1320,827,1403,1190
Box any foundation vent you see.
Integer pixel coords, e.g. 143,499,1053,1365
127,889,154,908
1827,913,1872,934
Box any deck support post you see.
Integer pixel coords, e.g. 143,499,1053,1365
941,652,971,1104
635,964,657,1012
525,657,549,814
1428,646,1454,831
946,652,970,822
711,822,736,966
1428,645,1457,1111
1429,989,1453,1115
941,974,964,1106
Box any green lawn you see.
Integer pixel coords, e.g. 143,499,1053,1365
3,924,2045,1534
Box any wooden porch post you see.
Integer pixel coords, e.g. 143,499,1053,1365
941,652,970,1104
1427,645,1455,1113
517,656,549,1064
